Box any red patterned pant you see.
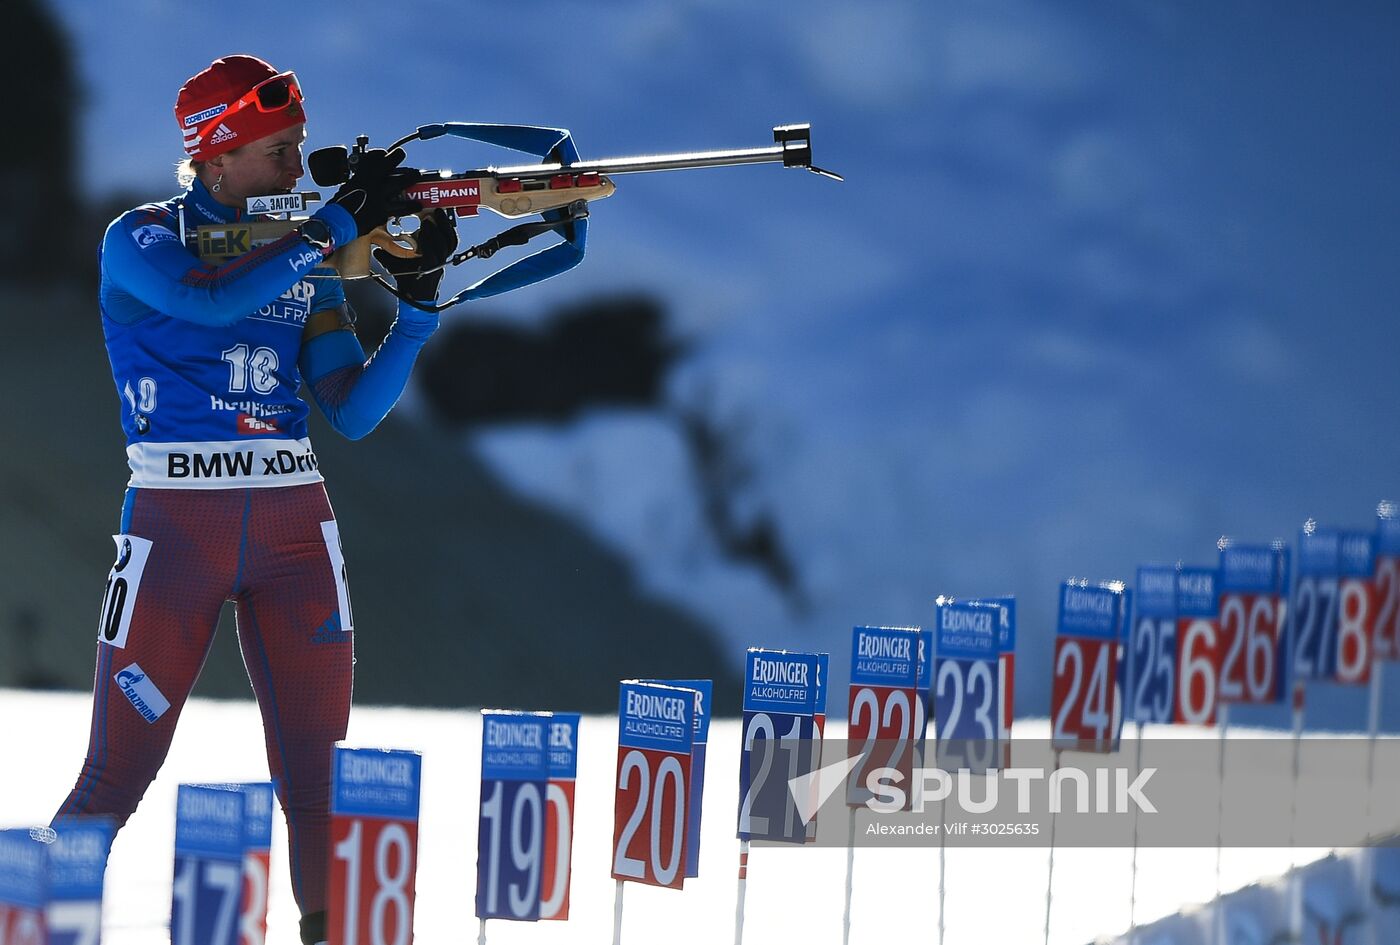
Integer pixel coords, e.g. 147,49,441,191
56,483,354,917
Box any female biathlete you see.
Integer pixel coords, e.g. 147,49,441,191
54,54,454,945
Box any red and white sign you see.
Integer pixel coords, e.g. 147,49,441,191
611,747,691,889
403,179,482,213
1336,531,1378,685
0,906,45,945
847,627,920,805
1217,593,1281,705
1173,568,1220,726
612,682,695,890
541,713,579,920
327,747,422,945
1050,583,1121,752
1376,553,1400,661
240,848,271,945
1217,546,1285,707
1052,636,1118,750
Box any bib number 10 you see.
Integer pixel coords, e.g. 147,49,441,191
221,344,280,395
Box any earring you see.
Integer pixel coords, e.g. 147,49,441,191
212,173,223,193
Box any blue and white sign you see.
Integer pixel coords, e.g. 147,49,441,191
331,747,423,821
1057,582,1120,640
477,711,550,922
0,829,47,943
850,626,921,688
932,600,1000,771
171,784,249,945
647,679,712,878
46,817,114,945
618,681,694,755
1128,565,1178,723
1294,526,1341,681
743,649,824,717
738,649,827,843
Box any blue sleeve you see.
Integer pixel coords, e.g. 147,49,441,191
309,266,346,313
298,301,440,441
102,204,357,327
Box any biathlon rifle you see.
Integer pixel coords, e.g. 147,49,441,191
187,122,840,312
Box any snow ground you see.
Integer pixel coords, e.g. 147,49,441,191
4,689,1369,944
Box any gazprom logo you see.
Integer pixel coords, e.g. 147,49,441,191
115,662,171,723
183,104,228,128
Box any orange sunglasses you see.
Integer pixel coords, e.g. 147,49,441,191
197,71,303,134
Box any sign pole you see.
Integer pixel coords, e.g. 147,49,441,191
477,919,487,945
1362,664,1384,945
938,795,947,945
1213,703,1230,945
1043,749,1062,945
1127,721,1145,944
612,880,625,945
843,808,857,945
1288,682,1305,941
734,840,749,945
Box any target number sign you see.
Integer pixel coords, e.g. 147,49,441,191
1293,528,1341,682
327,747,421,945
541,713,580,921
1051,582,1122,751
645,680,712,878
0,830,47,945
1173,568,1221,726
1217,546,1286,705
1376,514,1400,661
612,681,696,889
172,784,273,945
1128,566,1177,723
1336,531,1378,685
847,626,921,805
737,649,826,843
477,712,549,922
933,600,1000,771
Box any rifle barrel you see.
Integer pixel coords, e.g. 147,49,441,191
474,144,796,180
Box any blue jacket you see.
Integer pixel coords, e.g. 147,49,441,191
99,179,438,488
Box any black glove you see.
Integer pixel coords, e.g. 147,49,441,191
374,209,459,301
327,147,420,238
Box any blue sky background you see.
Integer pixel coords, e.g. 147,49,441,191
49,0,1400,723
